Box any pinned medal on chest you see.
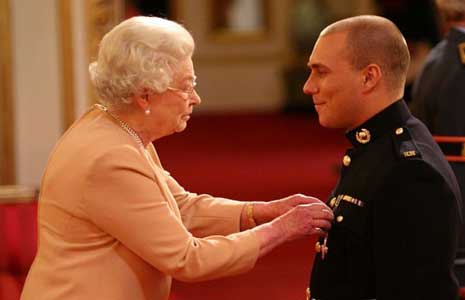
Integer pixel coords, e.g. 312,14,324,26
315,236,329,259
315,194,365,260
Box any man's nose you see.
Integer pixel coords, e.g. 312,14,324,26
303,76,318,95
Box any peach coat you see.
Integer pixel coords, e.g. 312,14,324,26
21,106,259,300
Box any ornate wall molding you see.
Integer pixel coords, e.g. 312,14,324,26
0,0,16,184
57,0,124,125
86,0,124,104
58,0,76,130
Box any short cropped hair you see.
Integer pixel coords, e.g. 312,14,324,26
89,16,195,106
436,0,465,22
321,15,410,93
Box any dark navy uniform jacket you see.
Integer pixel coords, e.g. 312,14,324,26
411,28,465,269
411,27,465,138
309,100,462,300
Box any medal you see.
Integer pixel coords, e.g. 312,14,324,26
315,236,328,260
321,236,328,260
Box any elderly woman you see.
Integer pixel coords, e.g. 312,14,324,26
21,16,333,300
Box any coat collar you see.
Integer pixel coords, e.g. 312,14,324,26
345,99,411,148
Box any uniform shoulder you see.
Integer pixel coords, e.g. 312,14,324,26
389,124,458,190
390,126,422,161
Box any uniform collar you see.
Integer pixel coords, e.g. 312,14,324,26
345,99,411,147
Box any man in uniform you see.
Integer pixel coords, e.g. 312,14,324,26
303,15,462,299
411,0,465,284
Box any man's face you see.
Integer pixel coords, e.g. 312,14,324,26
303,31,363,129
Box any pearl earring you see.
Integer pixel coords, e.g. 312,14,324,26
145,108,151,115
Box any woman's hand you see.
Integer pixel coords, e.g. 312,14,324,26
274,202,333,240
253,194,324,225
252,202,334,258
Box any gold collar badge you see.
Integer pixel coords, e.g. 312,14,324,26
356,128,371,144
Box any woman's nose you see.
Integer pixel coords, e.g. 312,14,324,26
191,90,201,105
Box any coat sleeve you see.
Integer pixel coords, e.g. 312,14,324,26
374,159,459,300
82,145,259,282
164,172,246,237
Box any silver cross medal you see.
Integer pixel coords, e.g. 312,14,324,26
316,236,329,260
321,236,328,259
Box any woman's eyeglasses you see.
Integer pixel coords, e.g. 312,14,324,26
167,79,197,100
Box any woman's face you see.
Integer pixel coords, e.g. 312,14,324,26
148,58,201,137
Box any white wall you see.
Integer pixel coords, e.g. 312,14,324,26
11,0,62,187
72,0,90,118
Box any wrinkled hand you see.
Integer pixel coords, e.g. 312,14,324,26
276,202,334,240
255,194,324,224
252,199,334,257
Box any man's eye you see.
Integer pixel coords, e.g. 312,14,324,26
315,69,327,76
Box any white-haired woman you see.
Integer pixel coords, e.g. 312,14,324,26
21,16,333,300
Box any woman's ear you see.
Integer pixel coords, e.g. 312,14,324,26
133,88,151,111
361,64,382,93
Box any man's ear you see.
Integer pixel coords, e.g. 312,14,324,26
361,64,382,93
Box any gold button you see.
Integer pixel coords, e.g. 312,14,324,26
336,215,344,223
315,242,321,253
343,155,351,167
306,287,311,300
329,197,336,207
356,128,371,144
395,127,404,135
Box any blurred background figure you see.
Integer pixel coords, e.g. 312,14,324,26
410,0,465,285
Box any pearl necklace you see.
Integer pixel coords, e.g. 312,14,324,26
94,104,145,148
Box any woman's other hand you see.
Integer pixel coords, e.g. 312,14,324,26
251,194,325,226
274,203,333,240
252,202,333,258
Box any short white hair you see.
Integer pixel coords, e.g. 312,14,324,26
89,16,195,106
